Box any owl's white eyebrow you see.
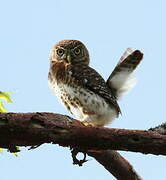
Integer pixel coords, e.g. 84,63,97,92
56,46,65,49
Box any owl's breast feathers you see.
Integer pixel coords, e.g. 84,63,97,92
49,62,121,116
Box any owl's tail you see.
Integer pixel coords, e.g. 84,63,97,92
106,48,143,99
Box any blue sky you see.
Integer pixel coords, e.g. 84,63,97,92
1,0,166,179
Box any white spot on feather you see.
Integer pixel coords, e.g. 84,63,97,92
68,71,72,75
84,78,88,83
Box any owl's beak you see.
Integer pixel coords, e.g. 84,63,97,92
67,54,71,63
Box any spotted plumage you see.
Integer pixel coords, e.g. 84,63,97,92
48,40,143,127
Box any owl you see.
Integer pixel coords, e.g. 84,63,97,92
48,40,143,127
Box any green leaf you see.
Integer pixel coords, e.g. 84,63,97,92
0,92,12,112
0,148,3,153
0,101,7,112
0,92,12,103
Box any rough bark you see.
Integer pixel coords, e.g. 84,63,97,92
87,150,142,180
0,112,166,155
0,112,165,180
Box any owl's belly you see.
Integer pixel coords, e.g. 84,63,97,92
49,81,117,127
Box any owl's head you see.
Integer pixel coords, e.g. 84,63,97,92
49,40,90,65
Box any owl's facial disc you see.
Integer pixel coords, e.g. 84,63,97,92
56,46,83,64
52,40,90,65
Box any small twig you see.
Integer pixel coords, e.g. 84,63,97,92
71,148,87,166
28,144,42,150
149,123,166,135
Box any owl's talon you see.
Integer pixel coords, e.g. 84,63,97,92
82,121,95,127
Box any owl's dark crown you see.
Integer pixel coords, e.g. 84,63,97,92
55,40,84,49
50,40,90,65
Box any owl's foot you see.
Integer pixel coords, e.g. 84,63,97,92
81,120,96,127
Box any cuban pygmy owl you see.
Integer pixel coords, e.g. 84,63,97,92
48,40,143,127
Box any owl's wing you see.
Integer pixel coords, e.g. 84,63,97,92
106,49,143,99
70,64,121,115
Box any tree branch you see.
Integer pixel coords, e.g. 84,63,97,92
87,150,142,180
0,112,164,180
0,112,165,155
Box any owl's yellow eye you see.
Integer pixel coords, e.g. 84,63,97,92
57,49,65,56
74,48,81,55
